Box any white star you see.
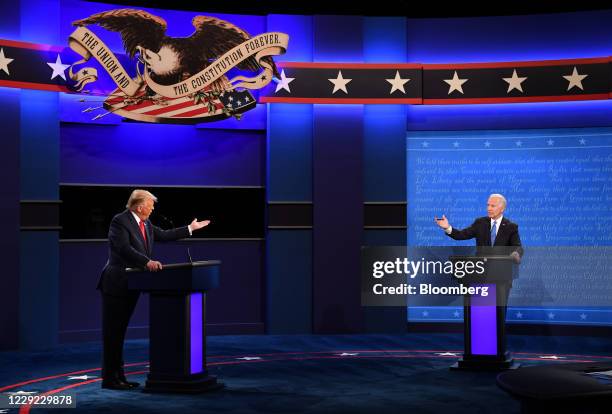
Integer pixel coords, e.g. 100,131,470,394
502,69,527,93
422,311,429,317
421,141,429,148
563,67,588,91
547,139,554,146
516,141,523,147
579,138,587,145
274,69,295,93
386,71,410,94
436,352,458,356
484,141,491,147
236,356,262,361
229,96,234,101
328,71,352,94
539,355,565,360
68,375,97,380
515,312,523,318
0,48,14,75
47,54,70,81
443,71,468,95
548,312,555,319
6,391,38,395
236,100,242,105
337,352,359,356
580,313,587,320
453,141,460,148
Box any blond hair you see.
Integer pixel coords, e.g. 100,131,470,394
126,189,158,210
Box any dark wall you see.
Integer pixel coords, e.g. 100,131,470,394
58,119,266,341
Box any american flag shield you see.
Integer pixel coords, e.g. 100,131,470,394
103,86,256,124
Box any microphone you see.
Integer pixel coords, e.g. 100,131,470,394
157,212,194,265
187,247,193,264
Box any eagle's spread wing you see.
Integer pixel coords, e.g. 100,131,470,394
72,9,167,58
190,16,279,77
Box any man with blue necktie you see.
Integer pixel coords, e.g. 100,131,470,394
434,193,523,262
98,189,211,390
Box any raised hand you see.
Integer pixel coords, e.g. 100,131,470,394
189,218,211,231
434,214,450,229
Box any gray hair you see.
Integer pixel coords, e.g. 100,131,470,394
126,189,158,210
488,193,507,208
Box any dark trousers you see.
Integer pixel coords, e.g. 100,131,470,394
101,291,140,379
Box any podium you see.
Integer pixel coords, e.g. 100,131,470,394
449,255,519,371
127,260,222,393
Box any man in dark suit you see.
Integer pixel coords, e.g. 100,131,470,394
435,193,523,260
99,189,210,390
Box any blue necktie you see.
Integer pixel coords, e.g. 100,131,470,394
490,220,497,246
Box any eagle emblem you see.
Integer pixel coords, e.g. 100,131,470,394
68,9,288,123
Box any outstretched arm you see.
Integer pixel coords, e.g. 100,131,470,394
434,215,478,241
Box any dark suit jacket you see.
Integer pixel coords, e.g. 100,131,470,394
98,209,190,296
447,216,523,256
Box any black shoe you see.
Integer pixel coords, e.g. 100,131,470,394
101,378,133,390
120,377,140,388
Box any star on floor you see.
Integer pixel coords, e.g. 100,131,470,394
563,67,588,91
421,141,429,148
328,70,352,94
337,353,359,356
579,138,587,145
539,355,565,360
68,375,97,380
453,141,460,148
580,313,587,320
443,71,468,95
47,54,70,81
6,391,38,395
515,312,523,318
502,69,527,93
515,141,523,147
484,141,491,147
236,356,262,361
386,70,410,94
0,48,14,75
547,139,554,146
274,69,295,93
436,352,459,356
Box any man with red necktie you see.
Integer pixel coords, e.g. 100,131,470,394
98,189,210,390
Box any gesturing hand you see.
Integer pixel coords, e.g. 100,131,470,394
190,218,211,231
434,214,450,230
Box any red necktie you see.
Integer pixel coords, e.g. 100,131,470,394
139,220,148,249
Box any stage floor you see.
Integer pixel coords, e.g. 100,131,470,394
1,333,612,414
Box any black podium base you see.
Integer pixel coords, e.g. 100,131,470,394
143,375,224,394
451,353,520,371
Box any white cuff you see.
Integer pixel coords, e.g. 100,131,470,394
444,226,453,234
187,225,193,236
